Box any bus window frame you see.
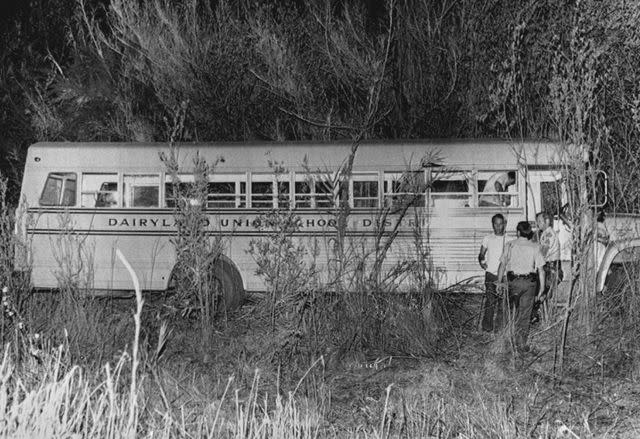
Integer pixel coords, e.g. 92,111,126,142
123,173,161,208
208,173,247,209
429,169,473,208
477,169,519,208
164,173,198,208
384,170,427,208
526,169,564,218
274,171,293,210
293,174,313,209
39,172,77,207
351,173,380,209
293,172,337,210
80,172,120,208
249,173,276,209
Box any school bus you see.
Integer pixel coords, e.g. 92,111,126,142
14,139,638,302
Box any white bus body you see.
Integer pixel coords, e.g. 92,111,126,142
16,139,634,296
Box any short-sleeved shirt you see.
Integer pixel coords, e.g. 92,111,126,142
539,227,560,262
480,173,510,205
500,238,545,275
481,233,511,275
557,221,572,260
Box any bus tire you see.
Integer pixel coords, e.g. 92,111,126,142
212,258,245,312
166,258,245,312
604,263,627,295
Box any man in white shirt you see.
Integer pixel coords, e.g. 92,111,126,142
478,213,511,332
479,171,516,206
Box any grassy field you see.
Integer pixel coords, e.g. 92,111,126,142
2,284,640,438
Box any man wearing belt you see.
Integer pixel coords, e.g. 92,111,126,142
497,221,546,353
478,213,511,332
531,212,563,324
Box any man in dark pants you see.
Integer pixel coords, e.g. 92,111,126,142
497,221,546,353
478,213,510,332
531,211,563,324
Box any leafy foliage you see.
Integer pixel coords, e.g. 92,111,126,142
0,0,637,211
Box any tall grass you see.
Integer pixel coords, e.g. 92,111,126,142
0,245,144,439
5,331,620,439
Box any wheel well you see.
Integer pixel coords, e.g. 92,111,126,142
599,244,640,293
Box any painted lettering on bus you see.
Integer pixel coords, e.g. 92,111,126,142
108,218,176,227
107,218,210,227
105,217,395,229
362,219,395,227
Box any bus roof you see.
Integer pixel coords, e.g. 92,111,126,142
25,139,577,172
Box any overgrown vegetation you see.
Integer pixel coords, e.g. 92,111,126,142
4,0,640,211
4,0,640,437
159,110,229,359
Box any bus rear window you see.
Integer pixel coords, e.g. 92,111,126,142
40,172,77,206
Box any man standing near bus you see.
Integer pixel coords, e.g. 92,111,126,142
497,221,546,354
479,171,516,206
531,211,563,324
478,213,510,332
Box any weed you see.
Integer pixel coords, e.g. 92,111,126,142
157,104,231,358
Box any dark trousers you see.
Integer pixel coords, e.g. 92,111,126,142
542,261,563,298
531,261,563,320
507,277,537,349
482,272,503,331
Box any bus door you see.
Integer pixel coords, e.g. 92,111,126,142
525,169,565,222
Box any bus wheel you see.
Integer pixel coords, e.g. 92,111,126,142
211,258,245,312
166,259,245,313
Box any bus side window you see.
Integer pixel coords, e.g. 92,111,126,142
81,173,119,208
165,174,207,208
294,174,335,209
314,175,335,208
294,181,312,208
251,180,273,208
384,172,425,208
430,172,471,208
164,181,194,208
276,180,290,209
207,182,236,209
478,171,518,207
124,174,160,208
352,174,379,208
39,172,77,206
